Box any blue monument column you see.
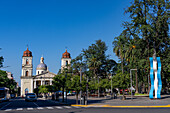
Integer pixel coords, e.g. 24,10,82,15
149,57,162,99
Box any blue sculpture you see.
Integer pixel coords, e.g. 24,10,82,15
149,57,162,99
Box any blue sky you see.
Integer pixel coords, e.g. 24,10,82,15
0,0,131,85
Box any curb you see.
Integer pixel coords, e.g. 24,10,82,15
71,104,170,108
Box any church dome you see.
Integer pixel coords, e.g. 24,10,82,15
62,49,71,58
23,48,32,57
37,63,47,70
36,57,47,70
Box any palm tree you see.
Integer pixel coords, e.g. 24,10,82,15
124,38,139,93
87,54,101,97
87,55,101,79
113,35,128,99
113,35,126,74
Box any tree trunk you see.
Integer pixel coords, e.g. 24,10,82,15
121,58,124,74
135,70,138,93
76,93,78,104
122,89,125,100
62,86,64,102
98,76,100,98
147,37,150,94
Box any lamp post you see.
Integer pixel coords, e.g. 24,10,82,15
80,67,82,105
130,69,137,100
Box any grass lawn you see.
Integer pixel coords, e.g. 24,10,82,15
134,93,149,96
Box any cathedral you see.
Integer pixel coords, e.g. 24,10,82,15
20,48,71,96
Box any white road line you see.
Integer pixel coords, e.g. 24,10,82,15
0,103,11,110
27,108,34,110
63,106,72,109
46,107,54,109
16,108,23,111
33,102,39,107
37,107,44,110
56,106,63,109
4,109,12,111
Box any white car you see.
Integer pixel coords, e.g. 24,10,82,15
25,93,37,102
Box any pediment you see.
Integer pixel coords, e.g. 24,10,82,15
33,71,56,79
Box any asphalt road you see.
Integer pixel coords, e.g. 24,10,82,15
0,98,169,113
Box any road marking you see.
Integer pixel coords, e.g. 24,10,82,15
71,104,170,108
63,106,72,109
46,107,54,109
33,102,39,107
56,106,63,109
16,108,23,111
0,103,11,110
37,107,44,110
102,104,170,108
4,109,12,111
27,108,34,110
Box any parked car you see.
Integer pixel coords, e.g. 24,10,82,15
67,91,76,96
10,94,15,99
0,87,10,102
25,93,37,102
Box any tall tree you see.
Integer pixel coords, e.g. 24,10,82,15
83,40,109,78
113,35,127,74
124,0,170,92
113,0,170,93
71,75,80,104
53,74,66,102
112,70,130,100
0,48,3,68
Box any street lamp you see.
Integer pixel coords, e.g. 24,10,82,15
130,69,137,100
80,66,82,105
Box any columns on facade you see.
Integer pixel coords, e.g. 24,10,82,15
50,80,52,85
43,80,45,85
31,79,33,93
41,80,43,86
34,80,36,89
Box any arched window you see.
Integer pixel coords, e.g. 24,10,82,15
66,60,68,66
26,59,29,65
42,71,43,74
26,71,29,76
38,71,39,75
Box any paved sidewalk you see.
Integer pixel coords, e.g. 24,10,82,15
41,95,170,107
70,95,170,106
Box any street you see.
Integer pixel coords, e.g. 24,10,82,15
0,97,169,113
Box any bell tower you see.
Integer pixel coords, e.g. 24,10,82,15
22,48,33,77
21,47,33,96
61,49,71,72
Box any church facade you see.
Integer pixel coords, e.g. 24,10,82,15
20,48,71,96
